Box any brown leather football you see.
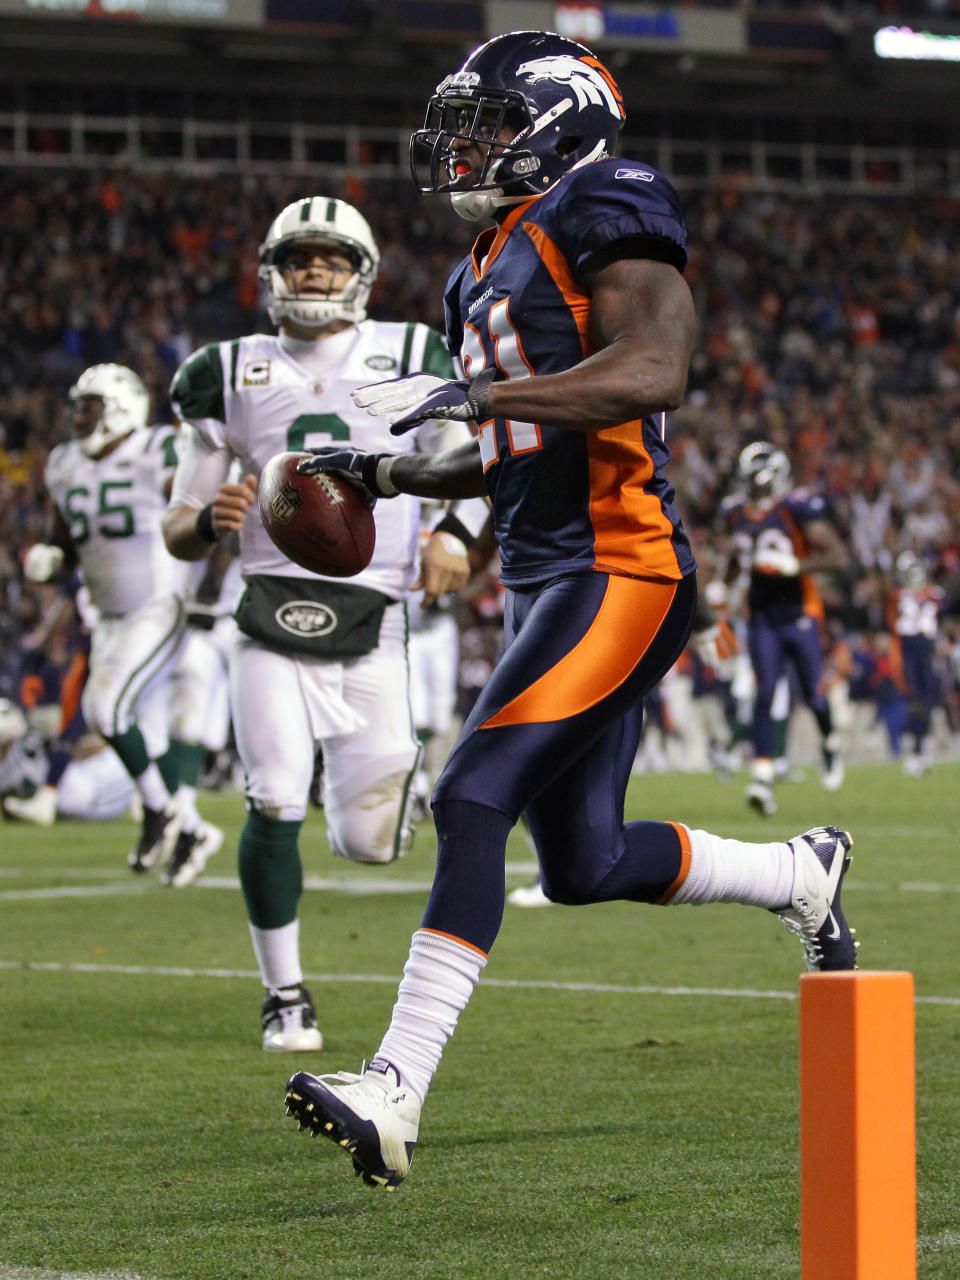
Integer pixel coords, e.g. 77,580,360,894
258,451,375,577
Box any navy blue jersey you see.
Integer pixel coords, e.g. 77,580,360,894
442,158,695,587
723,489,830,624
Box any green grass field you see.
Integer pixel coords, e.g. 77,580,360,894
1,762,957,1280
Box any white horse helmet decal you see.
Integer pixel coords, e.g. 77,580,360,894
515,55,625,119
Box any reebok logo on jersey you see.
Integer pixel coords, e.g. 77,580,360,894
615,168,655,182
244,360,271,385
275,602,338,638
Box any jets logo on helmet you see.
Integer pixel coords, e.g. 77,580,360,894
259,197,380,329
410,30,625,222
69,363,150,458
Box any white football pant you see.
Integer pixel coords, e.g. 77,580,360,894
229,601,420,862
81,596,185,758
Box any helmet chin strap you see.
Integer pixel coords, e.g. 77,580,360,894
449,188,531,223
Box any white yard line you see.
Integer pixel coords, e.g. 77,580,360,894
0,1270,165,1280
0,957,955,1005
3,869,960,900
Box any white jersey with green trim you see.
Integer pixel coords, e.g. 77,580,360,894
169,321,473,599
45,426,188,617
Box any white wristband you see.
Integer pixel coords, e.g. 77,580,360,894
375,456,399,497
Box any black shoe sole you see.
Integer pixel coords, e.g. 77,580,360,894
284,1072,407,1190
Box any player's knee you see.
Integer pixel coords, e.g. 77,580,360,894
328,817,405,863
326,772,412,864
528,836,608,905
537,870,590,905
80,690,113,738
245,793,307,823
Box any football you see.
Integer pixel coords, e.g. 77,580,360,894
257,451,376,577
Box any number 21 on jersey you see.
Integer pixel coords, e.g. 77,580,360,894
461,298,541,469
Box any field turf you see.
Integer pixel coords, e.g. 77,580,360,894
1,761,957,1280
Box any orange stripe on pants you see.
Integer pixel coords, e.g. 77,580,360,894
59,652,88,735
480,575,677,729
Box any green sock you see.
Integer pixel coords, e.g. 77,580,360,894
239,809,304,930
106,726,151,778
172,739,207,787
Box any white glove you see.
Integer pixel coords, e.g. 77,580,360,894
753,546,800,577
352,369,495,435
23,543,65,582
694,621,739,671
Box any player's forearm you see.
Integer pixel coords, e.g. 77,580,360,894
485,340,689,432
387,441,486,499
162,505,219,561
802,523,851,575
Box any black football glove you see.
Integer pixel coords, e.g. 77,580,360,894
295,445,395,503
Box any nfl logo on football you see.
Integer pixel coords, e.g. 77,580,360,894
270,482,303,525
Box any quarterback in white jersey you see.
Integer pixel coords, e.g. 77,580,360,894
163,196,488,1052
22,363,209,873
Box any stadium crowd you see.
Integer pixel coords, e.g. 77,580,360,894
2,166,959,773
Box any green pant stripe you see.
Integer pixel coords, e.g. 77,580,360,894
107,599,185,738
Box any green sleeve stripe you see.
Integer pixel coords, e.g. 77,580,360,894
170,343,227,421
420,327,455,378
400,323,416,377
229,339,240,393
161,432,179,468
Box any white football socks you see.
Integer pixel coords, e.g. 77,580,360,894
175,782,201,835
374,928,487,1103
249,919,303,993
137,763,173,813
670,826,794,909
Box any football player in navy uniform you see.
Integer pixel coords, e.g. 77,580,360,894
281,30,859,1189
722,442,850,815
886,550,944,776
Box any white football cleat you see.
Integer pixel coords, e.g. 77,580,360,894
161,822,224,887
3,784,58,826
776,826,857,971
821,759,845,791
820,733,845,790
285,1058,420,1189
745,780,777,816
261,983,324,1053
127,803,180,872
507,880,553,908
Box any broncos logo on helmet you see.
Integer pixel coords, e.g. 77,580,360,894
515,55,624,116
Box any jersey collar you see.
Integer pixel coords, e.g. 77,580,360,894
470,196,539,281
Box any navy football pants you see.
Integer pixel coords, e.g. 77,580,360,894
748,612,831,758
424,571,697,952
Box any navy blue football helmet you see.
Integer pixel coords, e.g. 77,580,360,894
410,29,625,221
737,441,792,505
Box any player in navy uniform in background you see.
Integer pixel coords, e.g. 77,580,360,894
886,550,944,776
280,30,858,1190
721,442,850,815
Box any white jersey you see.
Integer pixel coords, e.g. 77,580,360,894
169,323,476,601
46,427,189,617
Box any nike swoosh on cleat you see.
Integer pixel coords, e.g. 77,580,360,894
823,909,842,941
